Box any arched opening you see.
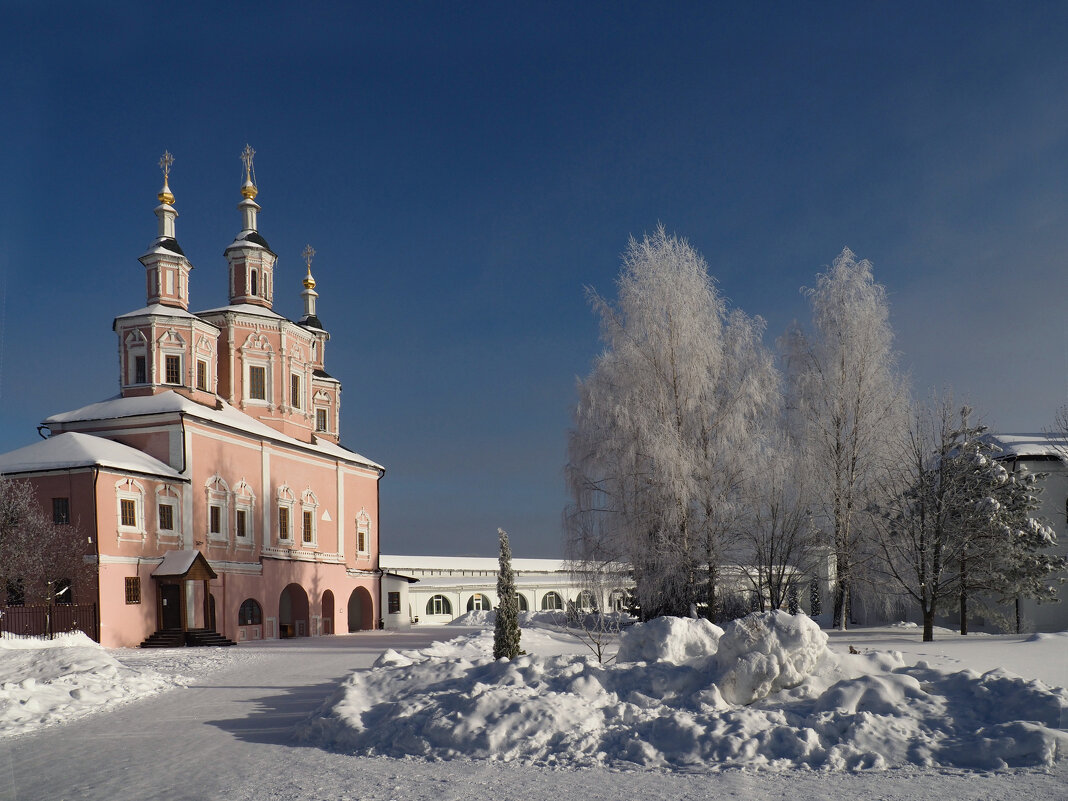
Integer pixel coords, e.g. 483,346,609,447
347,587,374,632
238,598,262,625
322,589,335,635
517,593,529,612
575,590,597,611
541,591,563,611
426,594,452,616
466,593,491,612
608,589,628,612
279,583,310,638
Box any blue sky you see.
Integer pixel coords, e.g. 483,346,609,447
1,3,1066,557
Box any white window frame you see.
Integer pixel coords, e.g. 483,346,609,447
115,478,146,542
300,489,318,547
355,509,371,556
277,485,295,544
205,474,230,543
233,480,255,546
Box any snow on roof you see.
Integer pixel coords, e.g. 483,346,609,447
987,433,1067,462
0,432,183,479
379,555,572,573
151,550,200,577
194,303,288,321
113,303,205,322
42,391,383,471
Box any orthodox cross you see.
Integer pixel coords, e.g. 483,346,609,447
302,244,316,270
158,150,174,180
241,144,256,182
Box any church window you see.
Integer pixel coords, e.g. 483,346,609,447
316,408,328,432
249,366,266,400
387,592,401,614
291,374,301,409
278,507,290,540
166,270,174,294
250,269,258,296
196,360,208,391
467,593,491,611
302,510,313,543
120,499,136,527
236,509,247,539
165,355,181,385
238,598,262,626
135,356,146,384
233,481,255,544
541,591,563,611
125,577,141,605
209,505,222,535
158,503,174,531
53,497,70,525
205,475,230,542
355,510,371,555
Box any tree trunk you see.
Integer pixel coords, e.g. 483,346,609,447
922,606,934,642
959,586,968,635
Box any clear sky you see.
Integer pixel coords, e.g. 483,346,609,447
1,3,1066,558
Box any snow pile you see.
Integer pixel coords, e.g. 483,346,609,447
0,633,182,737
616,615,723,664
304,611,1068,771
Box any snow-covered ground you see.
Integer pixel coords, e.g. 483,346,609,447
0,618,1065,801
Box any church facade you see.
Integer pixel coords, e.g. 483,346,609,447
0,149,384,647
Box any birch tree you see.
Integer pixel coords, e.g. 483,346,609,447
784,248,908,629
566,226,776,619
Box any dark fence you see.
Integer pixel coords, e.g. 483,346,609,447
0,604,99,642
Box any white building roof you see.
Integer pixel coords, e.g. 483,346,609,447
113,303,208,323
987,433,1067,462
195,303,289,321
0,432,183,479
379,554,572,573
42,391,383,471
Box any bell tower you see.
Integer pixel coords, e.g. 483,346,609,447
225,144,277,308
139,151,193,309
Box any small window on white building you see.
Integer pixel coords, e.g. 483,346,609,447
541,591,563,611
467,593,491,612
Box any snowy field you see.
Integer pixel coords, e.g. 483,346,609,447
0,617,1065,801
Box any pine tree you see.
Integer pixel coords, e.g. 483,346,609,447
493,528,522,659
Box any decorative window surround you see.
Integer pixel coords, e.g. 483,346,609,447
205,474,230,544
234,479,256,548
301,488,318,547
115,478,146,542
355,508,371,556
277,485,295,544
155,484,181,544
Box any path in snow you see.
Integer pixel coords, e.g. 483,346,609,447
0,627,1064,801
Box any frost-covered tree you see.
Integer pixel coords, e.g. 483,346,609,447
0,477,93,608
493,528,521,659
784,248,909,629
737,429,824,613
566,226,777,619
872,399,992,641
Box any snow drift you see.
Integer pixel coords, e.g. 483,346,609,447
303,611,1068,771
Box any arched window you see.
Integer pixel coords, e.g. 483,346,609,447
250,269,258,296
517,593,529,612
238,598,262,626
426,595,452,616
575,590,597,611
467,593,491,611
541,591,563,611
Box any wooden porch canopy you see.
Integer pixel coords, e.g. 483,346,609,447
151,550,217,632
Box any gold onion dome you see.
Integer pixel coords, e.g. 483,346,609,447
303,270,316,290
157,179,175,205
241,178,258,200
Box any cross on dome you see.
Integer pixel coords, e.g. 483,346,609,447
157,150,175,205
302,244,317,289
240,144,258,199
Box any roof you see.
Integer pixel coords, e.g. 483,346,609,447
986,433,1067,462
42,391,383,471
194,303,288,321
151,550,217,580
379,554,572,573
0,432,183,479
225,230,273,253
114,303,207,323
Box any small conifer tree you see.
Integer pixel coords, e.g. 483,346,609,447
493,528,522,659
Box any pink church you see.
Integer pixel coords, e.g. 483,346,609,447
0,148,383,647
